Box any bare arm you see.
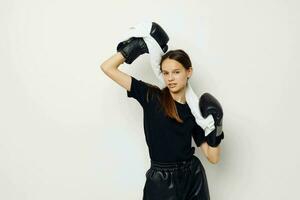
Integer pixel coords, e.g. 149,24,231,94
200,142,221,164
100,52,132,91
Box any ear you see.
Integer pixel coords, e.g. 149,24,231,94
187,67,193,78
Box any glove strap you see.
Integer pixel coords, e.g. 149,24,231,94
206,128,224,147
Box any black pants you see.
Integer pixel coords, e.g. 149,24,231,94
143,155,210,200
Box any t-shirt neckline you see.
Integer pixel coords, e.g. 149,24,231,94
174,100,187,106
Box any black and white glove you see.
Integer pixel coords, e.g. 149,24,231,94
199,93,225,147
116,22,169,64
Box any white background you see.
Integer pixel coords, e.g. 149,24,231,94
1,0,300,199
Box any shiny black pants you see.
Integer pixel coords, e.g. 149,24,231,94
143,155,210,200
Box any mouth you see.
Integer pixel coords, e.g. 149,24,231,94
168,84,177,88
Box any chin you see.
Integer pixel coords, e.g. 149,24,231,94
169,86,181,92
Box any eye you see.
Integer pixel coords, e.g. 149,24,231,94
175,71,180,74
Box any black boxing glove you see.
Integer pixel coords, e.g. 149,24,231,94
149,22,169,53
117,37,148,64
116,22,169,64
199,93,225,147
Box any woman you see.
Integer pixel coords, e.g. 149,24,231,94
101,49,221,200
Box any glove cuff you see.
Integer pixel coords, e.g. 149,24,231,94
206,130,224,147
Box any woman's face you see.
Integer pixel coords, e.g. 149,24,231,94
161,58,192,93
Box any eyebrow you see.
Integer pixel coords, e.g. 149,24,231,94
162,69,181,72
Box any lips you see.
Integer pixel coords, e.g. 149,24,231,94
168,84,177,88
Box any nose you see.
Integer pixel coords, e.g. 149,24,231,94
167,74,174,81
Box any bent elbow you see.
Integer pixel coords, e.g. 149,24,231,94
207,156,220,164
100,64,106,72
100,64,110,75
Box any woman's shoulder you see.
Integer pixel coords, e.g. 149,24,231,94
144,82,162,103
145,82,161,92
130,76,162,104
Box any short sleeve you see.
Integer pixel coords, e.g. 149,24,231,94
127,76,150,107
192,123,206,147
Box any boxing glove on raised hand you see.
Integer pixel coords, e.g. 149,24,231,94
117,37,148,64
116,22,169,64
199,93,224,147
149,22,169,53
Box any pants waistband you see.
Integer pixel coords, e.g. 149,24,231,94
150,155,195,171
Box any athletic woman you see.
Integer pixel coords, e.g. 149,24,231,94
101,45,223,199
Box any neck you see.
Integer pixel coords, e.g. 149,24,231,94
170,87,187,103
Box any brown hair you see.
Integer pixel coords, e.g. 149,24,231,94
146,49,192,123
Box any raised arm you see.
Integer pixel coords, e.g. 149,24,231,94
100,34,153,92
100,52,132,91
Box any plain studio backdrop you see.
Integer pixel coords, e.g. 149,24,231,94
1,0,300,199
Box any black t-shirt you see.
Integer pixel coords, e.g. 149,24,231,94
127,76,206,162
